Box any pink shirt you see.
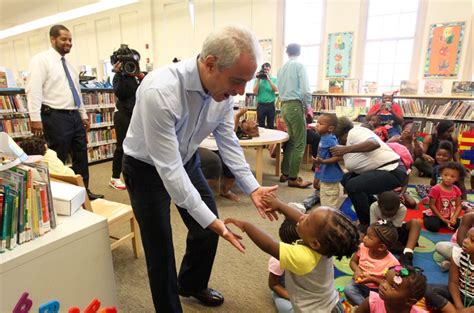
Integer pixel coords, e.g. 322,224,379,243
425,184,462,219
357,244,399,289
369,291,428,312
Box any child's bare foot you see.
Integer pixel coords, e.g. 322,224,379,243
221,191,240,202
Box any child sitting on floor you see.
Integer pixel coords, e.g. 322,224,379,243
425,226,474,312
435,210,474,271
226,193,359,313
356,265,428,313
345,220,400,306
423,162,465,232
369,115,388,142
268,216,300,313
370,191,422,266
18,136,75,176
313,113,343,208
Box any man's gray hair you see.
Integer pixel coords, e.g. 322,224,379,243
199,24,261,70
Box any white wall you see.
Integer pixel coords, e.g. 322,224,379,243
0,0,471,92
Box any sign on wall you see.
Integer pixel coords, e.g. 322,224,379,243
424,21,465,78
259,39,273,66
326,32,353,78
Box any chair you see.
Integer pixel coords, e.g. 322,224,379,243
50,173,141,259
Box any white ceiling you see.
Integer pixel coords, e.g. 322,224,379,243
0,0,99,31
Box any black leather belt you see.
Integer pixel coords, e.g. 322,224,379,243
41,105,78,115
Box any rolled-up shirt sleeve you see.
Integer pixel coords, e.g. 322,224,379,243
213,105,260,194
140,89,216,228
26,55,46,121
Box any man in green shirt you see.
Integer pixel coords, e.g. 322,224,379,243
253,63,278,129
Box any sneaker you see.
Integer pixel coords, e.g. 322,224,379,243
399,252,414,266
109,178,126,190
439,260,451,272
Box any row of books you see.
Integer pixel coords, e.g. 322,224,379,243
312,96,370,114
0,118,31,137
87,129,116,145
81,92,116,106
0,94,27,113
395,99,426,117
87,143,116,162
87,111,114,124
422,121,472,135
425,101,473,120
0,162,56,252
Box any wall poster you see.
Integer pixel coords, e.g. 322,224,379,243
326,32,353,78
424,21,465,78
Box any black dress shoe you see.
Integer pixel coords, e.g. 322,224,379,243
178,287,224,307
87,189,104,201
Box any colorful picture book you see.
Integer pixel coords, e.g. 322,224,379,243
328,79,344,93
451,81,473,96
400,80,418,95
344,79,360,94
363,81,378,94
424,79,444,95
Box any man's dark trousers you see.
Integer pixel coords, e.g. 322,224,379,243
41,109,89,186
123,152,219,313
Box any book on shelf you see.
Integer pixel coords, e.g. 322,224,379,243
424,79,443,95
344,79,360,94
451,81,473,96
400,80,418,95
328,79,344,93
0,71,7,88
363,81,378,94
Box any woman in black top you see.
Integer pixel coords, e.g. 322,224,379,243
109,62,145,190
414,121,458,177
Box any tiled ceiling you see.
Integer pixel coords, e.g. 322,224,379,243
0,0,98,31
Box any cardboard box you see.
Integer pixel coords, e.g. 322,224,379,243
50,181,86,216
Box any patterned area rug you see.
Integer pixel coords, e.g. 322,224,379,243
335,186,474,292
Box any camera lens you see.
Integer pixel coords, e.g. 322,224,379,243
124,62,137,75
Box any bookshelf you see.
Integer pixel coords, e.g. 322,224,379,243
311,93,474,135
81,88,117,163
0,88,117,164
0,88,32,138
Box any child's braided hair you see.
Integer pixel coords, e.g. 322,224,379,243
279,218,300,244
316,208,359,260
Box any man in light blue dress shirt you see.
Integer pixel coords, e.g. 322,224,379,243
122,25,278,312
277,43,312,188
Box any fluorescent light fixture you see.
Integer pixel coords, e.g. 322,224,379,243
0,0,139,40
188,0,195,29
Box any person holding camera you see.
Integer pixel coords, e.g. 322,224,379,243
26,24,103,200
121,25,278,312
109,47,145,190
365,92,404,139
253,62,278,129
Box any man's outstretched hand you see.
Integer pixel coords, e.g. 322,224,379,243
208,219,245,253
250,185,279,221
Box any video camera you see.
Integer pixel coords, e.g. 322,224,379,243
110,44,140,75
256,65,267,80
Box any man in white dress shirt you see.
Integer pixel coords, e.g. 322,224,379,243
122,25,278,312
26,24,103,200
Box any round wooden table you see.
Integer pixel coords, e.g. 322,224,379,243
201,128,289,184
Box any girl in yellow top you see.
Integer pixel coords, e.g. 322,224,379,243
226,194,359,313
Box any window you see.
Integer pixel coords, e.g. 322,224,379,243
363,0,419,93
284,0,324,90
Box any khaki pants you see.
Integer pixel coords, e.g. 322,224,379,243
320,182,341,209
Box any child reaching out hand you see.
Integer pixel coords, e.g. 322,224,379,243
225,193,359,313
356,265,428,313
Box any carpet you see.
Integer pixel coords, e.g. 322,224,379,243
334,185,474,293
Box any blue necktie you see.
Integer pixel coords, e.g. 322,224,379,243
61,57,81,108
